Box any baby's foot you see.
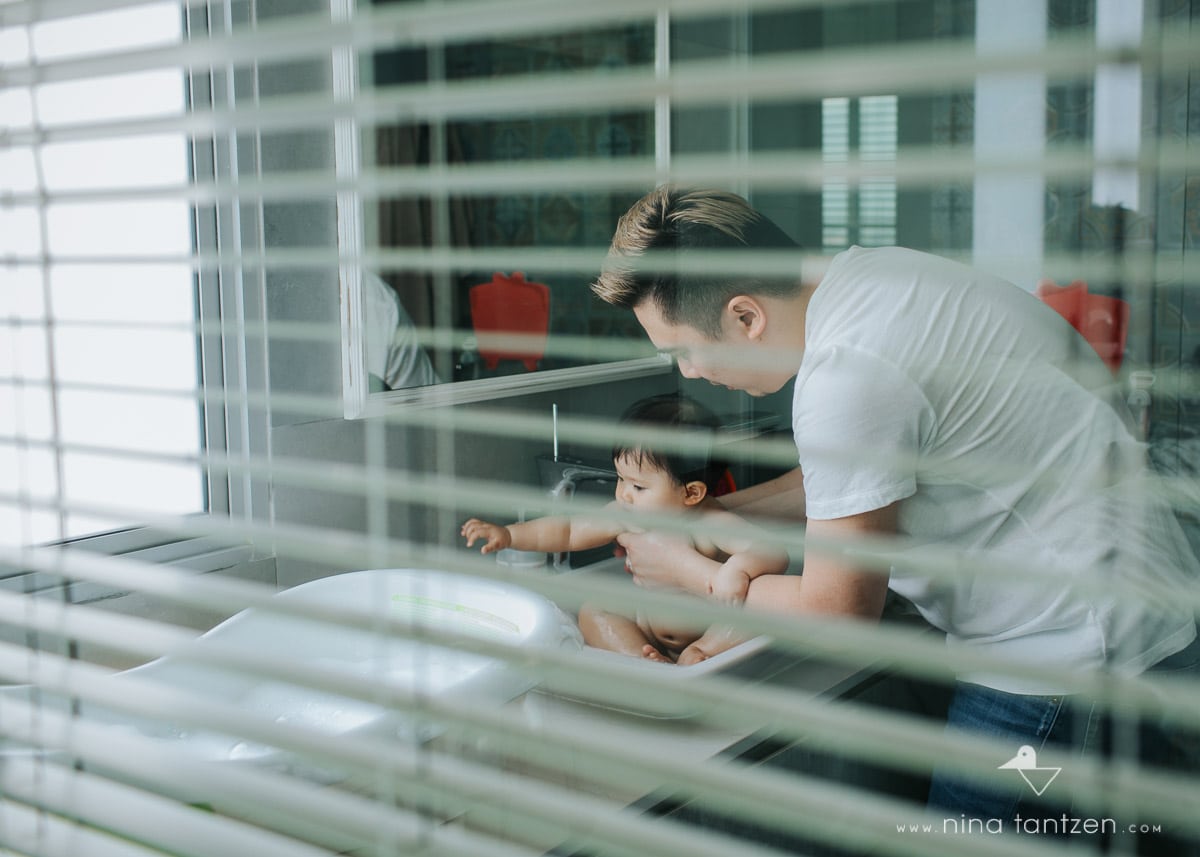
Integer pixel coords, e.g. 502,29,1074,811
641,644,673,663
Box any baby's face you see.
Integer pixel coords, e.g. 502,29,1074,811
612,453,690,512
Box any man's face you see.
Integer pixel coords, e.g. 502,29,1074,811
633,301,783,396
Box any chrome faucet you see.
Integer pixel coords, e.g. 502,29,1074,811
550,464,616,498
546,464,618,570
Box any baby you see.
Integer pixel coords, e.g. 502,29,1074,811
461,394,789,665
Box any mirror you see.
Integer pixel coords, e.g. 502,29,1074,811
339,0,671,415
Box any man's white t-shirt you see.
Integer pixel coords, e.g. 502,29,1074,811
364,272,440,390
793,246,1197,693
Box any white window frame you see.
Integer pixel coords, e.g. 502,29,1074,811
16,0,264,597
183,0,270,554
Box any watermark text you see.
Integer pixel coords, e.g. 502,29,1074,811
895,816,1162,836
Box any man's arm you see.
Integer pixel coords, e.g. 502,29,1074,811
704,509,791,602
709,550,789,602
618,500,895,621
742,503,896,620
616,469,805,591
718,467,806,521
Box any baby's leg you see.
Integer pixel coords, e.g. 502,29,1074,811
675,623,751,666
637,613,703,664
578,603,664,660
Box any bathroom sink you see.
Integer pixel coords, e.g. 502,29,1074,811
2,569,583,775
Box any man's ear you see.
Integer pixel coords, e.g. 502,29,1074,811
725,295,768,341
682,480,708,506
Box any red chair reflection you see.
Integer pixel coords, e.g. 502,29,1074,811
1035,279,1130,374
469,272,551,372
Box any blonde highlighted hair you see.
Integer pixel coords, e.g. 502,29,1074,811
591,186,799,338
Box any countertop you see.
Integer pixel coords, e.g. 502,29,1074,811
420,583,937,856
421,644,900,856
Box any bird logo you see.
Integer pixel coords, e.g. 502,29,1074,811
998,745,1062,796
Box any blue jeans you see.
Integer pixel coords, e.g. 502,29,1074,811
927,634,1200,854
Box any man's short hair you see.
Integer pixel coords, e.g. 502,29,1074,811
592,187,800,338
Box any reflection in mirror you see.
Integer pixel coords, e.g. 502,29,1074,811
363,270,441,392
360,1,658,396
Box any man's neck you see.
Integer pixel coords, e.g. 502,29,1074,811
799,253,834,287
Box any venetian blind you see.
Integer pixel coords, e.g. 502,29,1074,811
1,1,1198,856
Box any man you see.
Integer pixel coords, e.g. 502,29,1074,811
592,186,1199,838
364,271,440,391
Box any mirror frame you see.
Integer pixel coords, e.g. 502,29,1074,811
333,0,672,418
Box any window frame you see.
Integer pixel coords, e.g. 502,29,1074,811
26,0,262,592
183,0,270,547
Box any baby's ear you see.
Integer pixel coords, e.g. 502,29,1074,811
682,481,708,506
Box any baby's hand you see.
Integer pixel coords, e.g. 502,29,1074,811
709,569,751,605
460,519,512,554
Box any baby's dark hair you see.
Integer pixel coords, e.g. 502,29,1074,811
612,394,725,492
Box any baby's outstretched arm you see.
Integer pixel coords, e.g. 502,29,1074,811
460,518,515,554
461,516,570,554
462,506,625,555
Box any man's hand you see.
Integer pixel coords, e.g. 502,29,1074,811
616,529,717,595
460,519,513,554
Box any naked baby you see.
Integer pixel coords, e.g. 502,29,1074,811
462,394,788,665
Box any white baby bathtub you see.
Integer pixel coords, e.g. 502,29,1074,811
2,568,583,775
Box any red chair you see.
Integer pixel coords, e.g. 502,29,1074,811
1035,279,1129,374
712,468,738,498
469,272,551,371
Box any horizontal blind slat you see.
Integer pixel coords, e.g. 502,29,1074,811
7,32,1196,145
5,540,1200,745
7,142,1197,209
0,664,828,857
0,799,174,857
8,460,1200,623
4,624,1196,853
0,758,335,857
